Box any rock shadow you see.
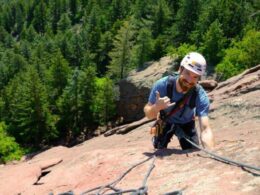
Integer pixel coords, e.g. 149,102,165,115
143,148,199,158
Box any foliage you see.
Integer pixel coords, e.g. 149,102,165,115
108,20,134,81
167,43,197,64
215,29,260,80
0,122,24,163
170,0,201,45
92,77,116,125
201,19,227,67
4,67,58,147
131,28,154,69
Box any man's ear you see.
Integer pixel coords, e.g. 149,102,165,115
178,66,184,73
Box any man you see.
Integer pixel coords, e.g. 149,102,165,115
144,52,214,150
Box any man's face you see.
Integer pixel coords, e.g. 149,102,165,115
179,67,200,92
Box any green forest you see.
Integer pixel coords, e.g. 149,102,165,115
0,0,259,163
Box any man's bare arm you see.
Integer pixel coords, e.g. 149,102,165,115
198,116,215,149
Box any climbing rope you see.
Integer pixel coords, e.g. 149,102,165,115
184,137,260,172
57,155,183,195
55,136,260,195
80,156,155,195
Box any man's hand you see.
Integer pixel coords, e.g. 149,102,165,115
144,91,175,119
201,128,215,149
155,91,175,111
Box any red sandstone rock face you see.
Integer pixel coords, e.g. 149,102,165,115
0,65,259,195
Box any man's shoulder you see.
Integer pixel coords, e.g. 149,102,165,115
155,76,168,86
196,83,208,96
196,83,209,103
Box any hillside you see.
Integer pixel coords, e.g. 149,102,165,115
0,65,259,195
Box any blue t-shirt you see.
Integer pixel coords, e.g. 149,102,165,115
148,76,209,124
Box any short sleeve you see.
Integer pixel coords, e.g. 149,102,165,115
195,86,210,117
148,77,168,104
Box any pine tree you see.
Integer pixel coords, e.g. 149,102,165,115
131,28,153,69
77,66,97,128
70,32,84,67
57,13,71,32
110,0,129,23
108,21,134,80
4,68,58,147
171,0,201,45
21,25,38,42
57,68,81,137
0,51,27,90
133,0,151,20
97,31,113,75
82,5,101,59
19,41,32,60
13,2,25,36
2,4,14,33
152,0,171,37
48,50,71,106
50,0,62,34
93,77,116,125
218,0,247,39
32,0,48,34
202,20,226,68
0,26,14,48
55,30,73,63
69,0,80,24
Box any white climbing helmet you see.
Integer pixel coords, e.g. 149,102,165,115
180,52,207,76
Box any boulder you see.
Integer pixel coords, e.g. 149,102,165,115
209,64,260,103
117,56,177,122
198,79,218,91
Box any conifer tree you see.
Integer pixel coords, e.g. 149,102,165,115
21,25,38,42
32,0,48,34
70,32,84,67
0,51,27,90
82,5,101,61
202,20,226,68
69,0,80,24
110,0,129,23
77,66,97,128
93,77,116,125
2,4,14,33
48,50,71,106
19,41,32,60
108,21,134,80
171,0,201,45
5,68,58,147
131,28,153,69
57,68,80,137
98,31,113,75
51,0,62,34
57,13,71,32
13,2,25,36
152,0,171,37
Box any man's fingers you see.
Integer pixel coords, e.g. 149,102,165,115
168,102,176,107
156,91,160,100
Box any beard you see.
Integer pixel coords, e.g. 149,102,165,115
179,77,196,92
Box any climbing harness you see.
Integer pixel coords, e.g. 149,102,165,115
150,75,198,148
